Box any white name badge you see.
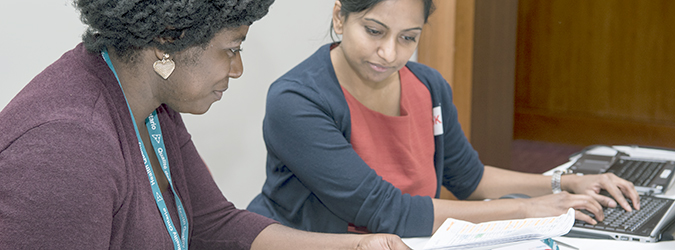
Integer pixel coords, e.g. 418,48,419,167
433,106,443,136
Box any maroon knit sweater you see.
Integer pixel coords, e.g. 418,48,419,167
0,43,276,249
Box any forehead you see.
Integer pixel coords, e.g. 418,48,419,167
354,0,425,27
210,26,250,46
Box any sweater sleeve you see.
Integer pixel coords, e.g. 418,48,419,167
406,62,484,200
0,120,123,249
435,72,484,200
166,111,276,249
261,80,434,237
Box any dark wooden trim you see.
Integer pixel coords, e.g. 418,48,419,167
469,0,518,169
514,109,675,149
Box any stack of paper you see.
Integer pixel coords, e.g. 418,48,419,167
423,208,575,250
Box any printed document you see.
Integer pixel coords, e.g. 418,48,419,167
424,208,575,250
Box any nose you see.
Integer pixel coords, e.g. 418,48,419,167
377,36,397,63
229,52,243,79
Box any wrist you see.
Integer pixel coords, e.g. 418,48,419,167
551,170,563,194
560,173,577,193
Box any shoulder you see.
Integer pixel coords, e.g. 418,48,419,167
5,44,118,126
269,44,337,95
266,44,346,113
405,61,448,88
1,43,127,177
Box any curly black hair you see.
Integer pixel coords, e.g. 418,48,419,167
75,0,274,61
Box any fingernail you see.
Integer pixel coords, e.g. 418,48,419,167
608,200,617,207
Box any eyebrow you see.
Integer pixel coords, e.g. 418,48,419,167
234,35,247,43
364,18,423,32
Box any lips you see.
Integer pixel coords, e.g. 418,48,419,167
369,62,391,73
214,88,227,100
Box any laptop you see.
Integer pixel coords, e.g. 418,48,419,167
565,193,675,243
567,145,675,194
562,146,675,242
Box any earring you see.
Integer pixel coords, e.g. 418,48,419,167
153,53,175,80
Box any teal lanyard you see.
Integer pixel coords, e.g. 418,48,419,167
101,49,189,250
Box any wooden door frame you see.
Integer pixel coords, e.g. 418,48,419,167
418,0,518,199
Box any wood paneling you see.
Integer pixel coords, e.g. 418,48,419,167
469,0,518,170
420,0,518,170
419,0,463,201
515,0,675,147
419,0,468,137
419,0,519,199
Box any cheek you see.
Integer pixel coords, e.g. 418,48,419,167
166,70,204,97
202,58,231,80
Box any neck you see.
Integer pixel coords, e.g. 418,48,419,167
330,46,399,97
330,46,398,92
330,46,401,116
107,49,162,125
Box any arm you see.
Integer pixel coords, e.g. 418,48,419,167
412,63,640,232
0,121,120,249
261,81,433,236
169,104,410,250
431,166,640,232
166,110,277,249
470,166,639,211
251,224,410,250
467,166,557,199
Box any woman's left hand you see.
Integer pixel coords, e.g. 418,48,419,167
356,234,411,250
563,173,640,212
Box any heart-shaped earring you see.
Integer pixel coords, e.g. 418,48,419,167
153,53,175,80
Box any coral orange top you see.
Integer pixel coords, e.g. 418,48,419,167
343,66,437,198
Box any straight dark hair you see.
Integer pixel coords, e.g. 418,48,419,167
330,0,435,41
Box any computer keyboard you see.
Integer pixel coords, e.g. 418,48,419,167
576,195,670,234
608,159,666,187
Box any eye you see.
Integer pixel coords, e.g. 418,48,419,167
365,26,382,36
227,46,243,57
402,35,417,42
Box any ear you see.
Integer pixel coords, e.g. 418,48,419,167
332,0,345,35
153,47,170,61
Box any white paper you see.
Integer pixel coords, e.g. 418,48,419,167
423,208,575,250
493,240,552,250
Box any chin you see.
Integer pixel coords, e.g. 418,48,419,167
180,105,212,115
188,110,209,115
192,106,212,115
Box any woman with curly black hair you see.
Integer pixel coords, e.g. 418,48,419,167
0,0,408,249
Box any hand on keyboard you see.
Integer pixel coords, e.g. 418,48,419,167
576,195,669,234
522,191,604,225
562,173,641,212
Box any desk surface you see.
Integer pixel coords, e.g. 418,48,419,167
402,237,675,250
402,146,675,249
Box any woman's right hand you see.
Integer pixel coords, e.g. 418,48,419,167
356,234,411,250
522,191,604,225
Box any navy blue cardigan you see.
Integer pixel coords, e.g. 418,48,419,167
247,44,484,237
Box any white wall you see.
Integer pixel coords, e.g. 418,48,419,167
183,1,336,208
0,0,336,208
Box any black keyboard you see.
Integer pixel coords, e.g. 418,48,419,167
607,159,666,187
575,195,673,235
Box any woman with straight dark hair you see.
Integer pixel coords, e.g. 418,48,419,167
248,0,640,237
